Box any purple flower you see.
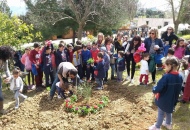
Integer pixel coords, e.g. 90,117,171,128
81,110,84,113
86,105,90,109
75,108,78,111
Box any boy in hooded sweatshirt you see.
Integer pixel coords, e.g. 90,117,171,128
100,46,110,83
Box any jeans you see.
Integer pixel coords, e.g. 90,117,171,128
155,107,172,128
77,64,83,79
14,90,26,107
0,78,3,101
91,63,97,80
110,64,115,76
82,63,90,80
104,71,108,81
117,71,123,81
95,78,103,88
50,73,60,97
56,86,73,99
44,71,54,87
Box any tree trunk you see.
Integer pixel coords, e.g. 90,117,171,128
72,29,76,44
174,21,179,34
77,23,83,40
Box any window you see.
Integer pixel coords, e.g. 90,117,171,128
164,22,168,26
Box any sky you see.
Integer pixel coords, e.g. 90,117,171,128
7,0,178,15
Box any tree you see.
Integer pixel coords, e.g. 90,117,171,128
0,12,42,47
0,0,11,16
167,0,188,34
24,0,138,40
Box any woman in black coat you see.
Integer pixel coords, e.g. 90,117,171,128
161,27,178,47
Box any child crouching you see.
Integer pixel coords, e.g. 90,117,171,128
56,82,73,99
6,68,27,109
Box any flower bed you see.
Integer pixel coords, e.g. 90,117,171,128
64,95,109,116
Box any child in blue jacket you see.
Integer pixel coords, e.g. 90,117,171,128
149,57,183,130
100,47,110,83
91,52,105,90
81,44,91,81
41,46,54,88
117,51,125,82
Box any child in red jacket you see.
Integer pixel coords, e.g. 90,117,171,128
29,43,43,91
90,42,100,81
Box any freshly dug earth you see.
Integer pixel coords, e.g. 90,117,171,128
0,81,158,130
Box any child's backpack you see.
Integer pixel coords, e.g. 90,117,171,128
154,53,164,64
149,54,155,72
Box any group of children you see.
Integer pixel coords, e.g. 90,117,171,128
3,32,190,130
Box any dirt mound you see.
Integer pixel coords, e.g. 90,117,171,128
0,82,157,130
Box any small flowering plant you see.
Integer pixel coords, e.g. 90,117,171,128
64,95,109,116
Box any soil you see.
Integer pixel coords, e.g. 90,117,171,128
0,80,158,130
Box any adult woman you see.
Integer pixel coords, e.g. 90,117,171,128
161,27,178,56
144,28,163,83
0,46,13,114
161,27,178,47
126,36,141,83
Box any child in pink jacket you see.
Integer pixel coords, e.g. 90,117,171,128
174,38,185,60
21,48,34,88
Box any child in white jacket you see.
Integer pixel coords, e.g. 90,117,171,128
6,68,27,109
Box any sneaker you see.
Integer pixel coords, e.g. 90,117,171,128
139,82,144,85
96,87,103,90
131,79,134,84
153,80,156,84
15,106,19,110
57,95,62,99
126,76,130,81
0,109,7,115
24,96,28,100
149,124,160,130
162,120,172,129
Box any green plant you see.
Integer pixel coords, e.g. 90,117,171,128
87,58,94,64
77,82,92,102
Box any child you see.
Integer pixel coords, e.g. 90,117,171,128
41,46,54,88
100,47,110,83
180,58,190,103
55,42,69,67
73,45,83,79
179,60,189,94
29,43,43,90
91,52,105,90
56,82,73,99
149,57,183,130
21,47,34,89
105,37,115,79
7,68,27,109
96,32,104,46
81,44,91,81
174,38,185,60
167,48,175,58
67,44,74,63
139,53,149,86
117,51,125,82
90,42,100,81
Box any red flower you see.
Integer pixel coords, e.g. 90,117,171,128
65,103,69,108
99,101,103,104
94,105,98,109
65,99,70,103
69,105,73,109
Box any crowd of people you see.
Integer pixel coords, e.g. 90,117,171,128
0,27,190,130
